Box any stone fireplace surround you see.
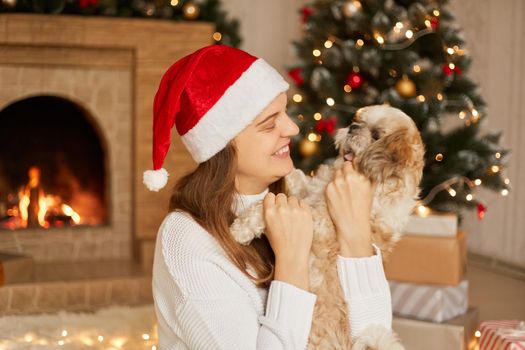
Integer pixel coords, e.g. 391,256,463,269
0,13,213,315
0,14,212,266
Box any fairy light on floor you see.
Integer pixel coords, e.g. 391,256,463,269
0,306,159,350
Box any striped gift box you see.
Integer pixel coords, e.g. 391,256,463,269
479,320,525,350
389,279,468,322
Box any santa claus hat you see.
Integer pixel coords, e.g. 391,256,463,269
143,44,289,191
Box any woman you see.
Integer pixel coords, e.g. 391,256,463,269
144,44,392,349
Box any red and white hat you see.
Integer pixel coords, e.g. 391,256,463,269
143,44,290,191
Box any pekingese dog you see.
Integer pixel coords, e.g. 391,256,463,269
230,105,425,349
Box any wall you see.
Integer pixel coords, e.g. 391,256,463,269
450,0,524,268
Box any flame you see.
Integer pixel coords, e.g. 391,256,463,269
61,204,81,224
18,188,30,227
6,166,83,229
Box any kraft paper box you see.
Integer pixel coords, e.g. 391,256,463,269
390,279,468,322
479,320,525,350
393,307,479,350
0,252,34,285
384,230,467,286
403,213,458,237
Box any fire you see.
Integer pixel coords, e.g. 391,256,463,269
5,166,83,229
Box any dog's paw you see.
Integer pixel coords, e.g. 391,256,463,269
351,325,406,350
230,201,265,245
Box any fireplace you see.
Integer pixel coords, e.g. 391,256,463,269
0,95,108,230
0,59,133,262
0,13,213,267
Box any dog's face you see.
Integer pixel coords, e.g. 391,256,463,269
334,105,425,183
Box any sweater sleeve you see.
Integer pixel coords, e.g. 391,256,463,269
259,280,317,349
174,281,317,350
153,212,317,350
336,243,393,341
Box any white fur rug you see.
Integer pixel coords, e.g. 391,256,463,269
0,304,157,349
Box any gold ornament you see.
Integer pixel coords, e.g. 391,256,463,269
395,75,417,98
183,2,200,20
341,0,362,18
299,138,319,157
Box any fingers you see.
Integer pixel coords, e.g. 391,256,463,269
263,192,308,211
299,199,311,212
263,192,275,210
288,195,299,207
276,193,287,206
342,159,356,175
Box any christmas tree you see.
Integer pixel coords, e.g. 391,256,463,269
286,0,511,219
0,0,241,47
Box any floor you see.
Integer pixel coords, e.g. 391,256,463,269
467,262,525,320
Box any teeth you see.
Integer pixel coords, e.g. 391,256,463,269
273,145,289,156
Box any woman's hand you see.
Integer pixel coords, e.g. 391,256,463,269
325,160,376,257
263,193,313,290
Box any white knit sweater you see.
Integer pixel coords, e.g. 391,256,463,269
152,187,392,349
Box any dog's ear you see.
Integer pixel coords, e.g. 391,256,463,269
358,128,424,184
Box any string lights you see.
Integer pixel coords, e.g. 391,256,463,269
1,329,158,349
416,173,511,219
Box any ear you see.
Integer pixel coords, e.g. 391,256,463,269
357,128,424,184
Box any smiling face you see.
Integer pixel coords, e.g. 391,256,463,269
232,92,300,194
334,105,419,161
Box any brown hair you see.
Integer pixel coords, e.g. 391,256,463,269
168,142,287,289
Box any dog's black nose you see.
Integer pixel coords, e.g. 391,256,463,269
349,123,360,132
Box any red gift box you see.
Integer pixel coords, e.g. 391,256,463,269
479,320,525,350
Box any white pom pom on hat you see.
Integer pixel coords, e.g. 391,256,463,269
143,168,169,192
143,44,289,191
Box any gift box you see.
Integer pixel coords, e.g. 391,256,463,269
393,307,479,350
0,252,34,285
389,279,468,322
403,212,458,237
479,320,525,350
384,230,467,286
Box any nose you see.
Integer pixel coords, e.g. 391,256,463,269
283,113,300,136
349,123,361,132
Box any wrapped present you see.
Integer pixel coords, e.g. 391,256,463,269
479,320,525,350
0,252,34,285
389,279,468,322
403,212,458,237
384,230,467,285
393,307,479,350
